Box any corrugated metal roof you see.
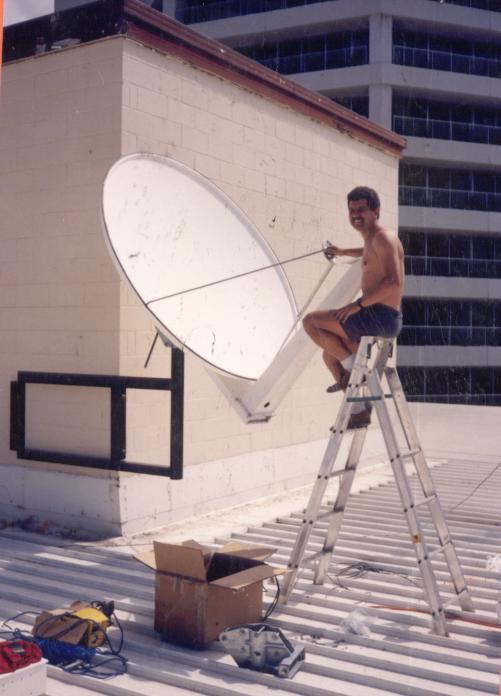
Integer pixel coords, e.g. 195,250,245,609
1,457,500,695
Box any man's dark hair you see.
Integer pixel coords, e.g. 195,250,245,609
347,187,380,211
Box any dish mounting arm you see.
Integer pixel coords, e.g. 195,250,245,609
208,259,362,423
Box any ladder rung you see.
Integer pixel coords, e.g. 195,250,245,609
428,541,451,559
347,394,392,402
414,494,437,508
398,448,422,459
302,550,323,565
329,469,348,479
442,595,458,609
317,508,343,521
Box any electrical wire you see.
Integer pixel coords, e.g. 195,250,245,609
329,561,423,590
263,576,281,621
447,461,501,512
146,247,329,306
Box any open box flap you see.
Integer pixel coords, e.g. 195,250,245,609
219,540,277,561
152,540,207,581
134,549,156,570
210,564,284,590
181,539,207,552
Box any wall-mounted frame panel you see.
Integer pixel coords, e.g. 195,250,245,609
10,348,184,479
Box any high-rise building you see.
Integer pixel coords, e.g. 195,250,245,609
174,0,501,406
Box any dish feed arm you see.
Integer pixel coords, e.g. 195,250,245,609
209,259,362,423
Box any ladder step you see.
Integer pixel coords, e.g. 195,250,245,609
442,590,470,609
347,394,392,402
413,494,437,508
428,541,451,559
317,508,343,521
442,595,459,609
398,447,422,459
329,469,348,479
302,550,323,565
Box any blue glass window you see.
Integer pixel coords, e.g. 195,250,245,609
398,367,501,407
393,96,501,145
393,26,501,78
176,0,337,23
235,29,368,75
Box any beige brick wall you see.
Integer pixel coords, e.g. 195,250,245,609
120,38,399,468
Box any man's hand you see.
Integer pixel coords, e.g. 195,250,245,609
325,244,343,259
333,301,360,323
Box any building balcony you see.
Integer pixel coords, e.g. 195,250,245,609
403,137,501,169
254,45,369,74
397,345,501,370
399,205,501,233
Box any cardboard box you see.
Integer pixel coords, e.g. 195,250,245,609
136,540,283,648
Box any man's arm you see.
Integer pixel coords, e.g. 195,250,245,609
360,232,403,307
326,244,363,258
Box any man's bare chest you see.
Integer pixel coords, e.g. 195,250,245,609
362,244,378,270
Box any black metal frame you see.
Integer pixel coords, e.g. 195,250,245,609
10,348,184,479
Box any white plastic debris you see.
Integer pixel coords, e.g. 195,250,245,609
339,608,372,637
486,555,501,573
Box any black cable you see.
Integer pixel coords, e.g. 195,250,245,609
62,654,127,680
1,611,39,631
263,576,281,621
146,247,326,306
330,561,422,590
447,461,501,512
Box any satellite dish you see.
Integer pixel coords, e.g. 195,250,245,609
102,154,298,381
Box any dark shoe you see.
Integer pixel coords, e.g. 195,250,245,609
347,407,371,430
326,370,350,394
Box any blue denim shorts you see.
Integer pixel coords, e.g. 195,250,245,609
342,303,402,342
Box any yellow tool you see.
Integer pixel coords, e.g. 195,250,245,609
70,606,110,648
33,601,114,648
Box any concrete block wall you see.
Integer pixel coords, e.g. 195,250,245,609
0,34,399,535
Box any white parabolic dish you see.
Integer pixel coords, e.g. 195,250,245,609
102,154,299,381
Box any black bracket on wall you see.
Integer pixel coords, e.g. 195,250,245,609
10,347,184,479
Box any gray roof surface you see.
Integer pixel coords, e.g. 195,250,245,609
1,457,501,695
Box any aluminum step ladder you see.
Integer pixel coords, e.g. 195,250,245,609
279,336,474,636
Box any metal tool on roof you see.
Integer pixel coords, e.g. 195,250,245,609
219,623,305,678
279,337,475,637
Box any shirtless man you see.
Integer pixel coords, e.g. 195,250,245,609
303,186,404,429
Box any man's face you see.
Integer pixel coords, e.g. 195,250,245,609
348,199,379,232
